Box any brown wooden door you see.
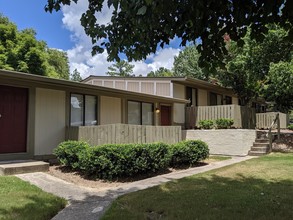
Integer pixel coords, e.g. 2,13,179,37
160,105,171,126
0,85,28,154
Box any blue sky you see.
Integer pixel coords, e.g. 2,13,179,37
0,0,74,50
0,0,183,78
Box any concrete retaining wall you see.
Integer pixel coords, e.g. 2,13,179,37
182,129,256,156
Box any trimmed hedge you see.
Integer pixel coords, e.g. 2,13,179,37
78,143,171,179
54,141,90,169
54,140,209,179
288,124,293,130
215,118,234,129
170,140,209,167
199,120,214,129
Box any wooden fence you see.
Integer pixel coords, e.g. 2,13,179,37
185,105,256,129
67,123,182,146
256,112,288,129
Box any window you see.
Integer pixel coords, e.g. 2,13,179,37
225,96,232,104
186,87,197,107
128,101,154,125
210,92,217,106
70,94,97,126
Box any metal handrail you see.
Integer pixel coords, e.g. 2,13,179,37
267,113,280,152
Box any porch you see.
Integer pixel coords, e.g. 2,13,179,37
185,105,288,129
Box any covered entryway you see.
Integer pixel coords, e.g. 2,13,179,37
160,105,172,126
0,85,28,154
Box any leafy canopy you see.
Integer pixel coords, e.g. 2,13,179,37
0,14,70,79
45,0,293,69
173,45,206,80
147,67,173,77
217,25,293,109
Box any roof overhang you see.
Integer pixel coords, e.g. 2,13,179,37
172,77,236,97
0,70,189,104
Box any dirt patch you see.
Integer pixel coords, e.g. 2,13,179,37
47,161,212,190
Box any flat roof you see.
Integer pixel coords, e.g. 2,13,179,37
0,69,189,104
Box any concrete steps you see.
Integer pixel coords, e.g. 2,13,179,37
248,138,270,156
0,160,49,175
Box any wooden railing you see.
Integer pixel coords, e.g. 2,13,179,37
267,113,280,152
185,105,256,129
67,123,182,146
256,112,288,129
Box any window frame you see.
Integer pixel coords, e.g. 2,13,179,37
127,100,154,125
70,93,98,126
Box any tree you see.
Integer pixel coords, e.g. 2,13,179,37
217,25,293,106
264,61,293,113
70,68,82,81
45,1,292,69
47,48,70,80
107,60,134,77
147,67,173,77
0,14,70,79
173,45,206,80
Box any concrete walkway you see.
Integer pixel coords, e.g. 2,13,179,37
16,156,255,220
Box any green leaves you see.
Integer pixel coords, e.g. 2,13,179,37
45,0,292,70
0,15,70,79
107,60,135,77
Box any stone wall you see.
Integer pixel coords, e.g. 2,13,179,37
183,129,256,156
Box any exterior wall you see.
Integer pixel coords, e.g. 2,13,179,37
67,124,182,146
100,96,122,125
173,83,185,124
183,129,256,156
87,78,172,97
232,97,238,105
34,88,66,155
197,89,208,106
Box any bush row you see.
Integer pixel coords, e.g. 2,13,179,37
199,118,234,129
54,140,209,179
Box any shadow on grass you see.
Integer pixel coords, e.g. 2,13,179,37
0,194,66,220
101,174,293,220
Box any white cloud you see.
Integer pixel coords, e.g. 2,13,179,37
61,0,181,78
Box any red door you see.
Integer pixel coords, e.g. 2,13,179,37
160,105,171,126
0,85,28,154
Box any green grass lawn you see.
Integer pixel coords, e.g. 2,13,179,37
0,176,66,220
102,153,293,220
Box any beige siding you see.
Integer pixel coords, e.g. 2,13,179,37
104,81,114,88
174,103,185,124
100,96,122,124
173,83,185,99
35,88,66,155
93,79,103,86
115,81,125,90
232,97,238,105
141,82,155,95
127,82,139,92
198,89,208,106
256,112,288,129
67,124,182,145
156,83,170,97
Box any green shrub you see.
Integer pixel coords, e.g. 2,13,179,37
199,120,214,129
74,142,171,179
53,141,90,169
288,124,293,130
215,118,234,129
170,140,209,167
54,140,210,179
